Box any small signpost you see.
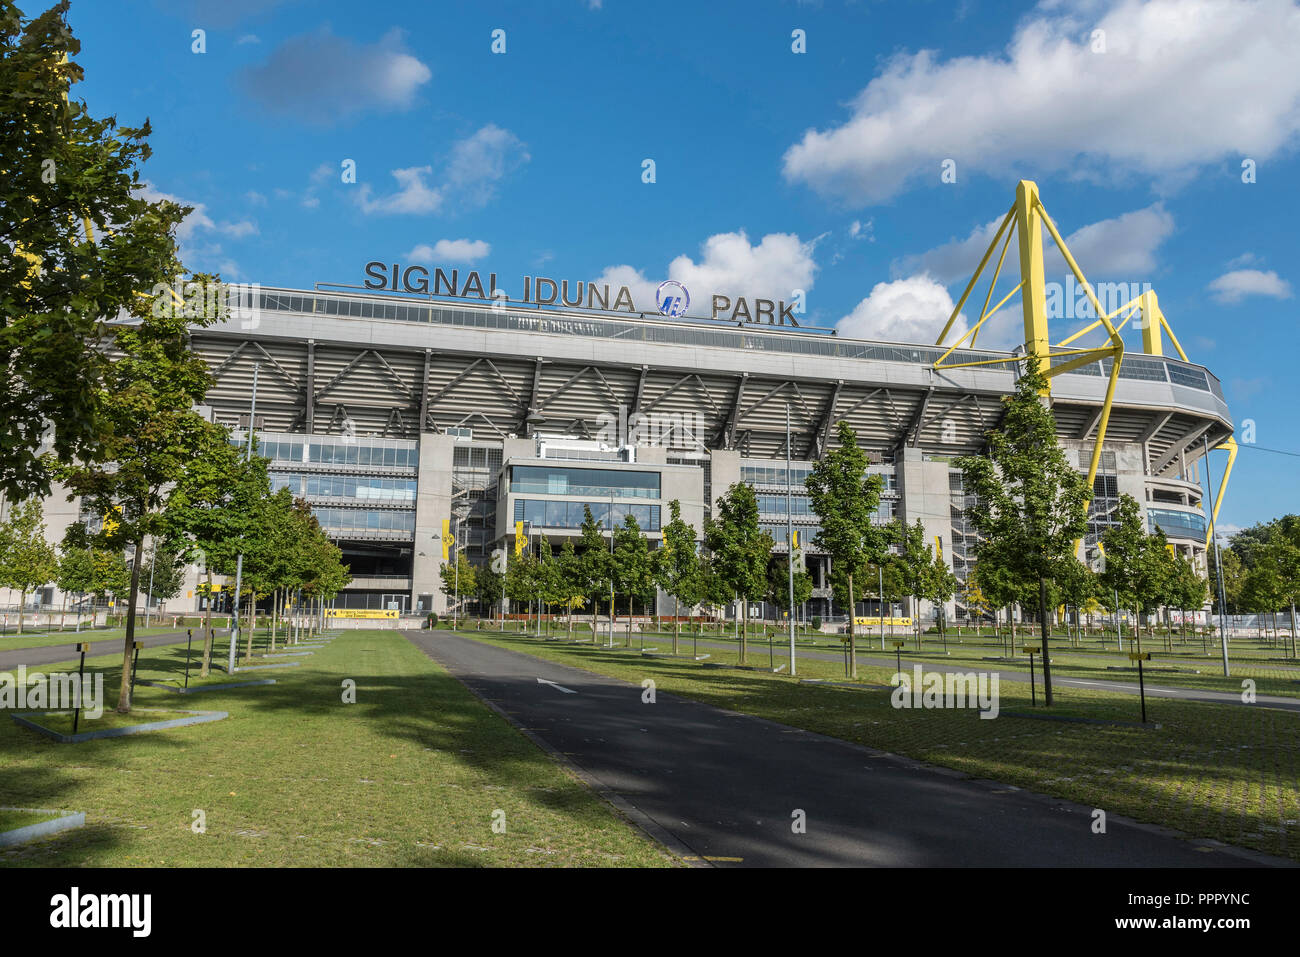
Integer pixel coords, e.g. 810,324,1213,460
129,640,143,700
891,639,907,678
184,628,194,690
72,642,91,734
1023,645,1041,707
1129,651,1152,723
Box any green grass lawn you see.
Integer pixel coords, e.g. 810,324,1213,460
0,630,672,867
0,625,199,653
624,626,1300,701
463,628,1300,862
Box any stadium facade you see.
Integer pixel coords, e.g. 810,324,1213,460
10,184,1235,624
156,269,1231,623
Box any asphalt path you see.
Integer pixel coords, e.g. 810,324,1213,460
628,632,1300,715
0,629,227,672
407,629,1288,867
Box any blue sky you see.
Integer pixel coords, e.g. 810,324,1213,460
65,0,1300,531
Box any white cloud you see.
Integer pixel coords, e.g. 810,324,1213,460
358,165,442,215
407,239,492,263
1207,269,1293,303
138,183,258,241
849,219,874,241
245,190,267,206
236,34,260,45
836,275,969,345
899,203,1174,283
357,125,528,216
595,230,819,316
240,27,431,124
783,0,1300,203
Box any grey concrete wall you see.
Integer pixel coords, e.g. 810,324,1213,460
413,432,458,615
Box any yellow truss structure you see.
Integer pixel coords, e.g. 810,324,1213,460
931,180,1234,552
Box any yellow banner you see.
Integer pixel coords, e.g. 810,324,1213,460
852,616,913,628
325,609,399,620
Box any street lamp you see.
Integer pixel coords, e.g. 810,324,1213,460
1203,434,1231,677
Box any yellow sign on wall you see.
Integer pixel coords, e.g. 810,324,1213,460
325,609,399,620
852,616,913,628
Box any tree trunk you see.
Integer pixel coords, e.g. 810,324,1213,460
1038,576,1054,707
16,591,24,634
117,537,146,713
200,569,215,678
673,603,681,656
245,590,255,660
59,594,66,631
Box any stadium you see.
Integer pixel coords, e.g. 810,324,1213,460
110,182,1220,626
24,182,1235,625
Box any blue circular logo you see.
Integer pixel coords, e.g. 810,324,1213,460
656,280,690,317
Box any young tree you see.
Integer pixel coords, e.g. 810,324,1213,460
657,500,704,655
139,543,185,618
765,556,812,624
56,544,96,630
439,551,477,623
704,482,773,664
577,505,613,643
160,432,269,676
555,539,585,639
805,421,887,677
892,519,933,648
474,561,504,622
0,498,59,632
956,363,1091,706
923,549,960,647
612,513,653,646
1099,495,1175,648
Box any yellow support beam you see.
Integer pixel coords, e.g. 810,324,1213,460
1139,289,1164,356
1014,181,1050,391
1205,435,1238,547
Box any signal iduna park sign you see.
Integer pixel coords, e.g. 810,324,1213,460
362,261,801,327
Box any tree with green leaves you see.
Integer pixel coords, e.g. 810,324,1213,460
1099,495,1175,649
612,513,653,646
555,538,585,639
657,500,704,655
704,482,773,664
1055,553,1099,646
474,560,504,622
577,505,613,643
139,542,184,619
765,555,812,623
440,551,477,621
805,421,887,677
1166,554,1208,648
923,547,960,648
892,519,934,649
56,543,96,630
956,363,1091,706
0,497,59,633
160,431,268,676
0,2,204,501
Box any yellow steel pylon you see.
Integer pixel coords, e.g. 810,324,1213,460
932,180,1235,555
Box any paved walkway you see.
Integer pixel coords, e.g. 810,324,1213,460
407,630,1288,868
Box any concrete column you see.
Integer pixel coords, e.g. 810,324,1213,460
413,432,457,615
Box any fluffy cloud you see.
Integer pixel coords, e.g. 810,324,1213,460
407,239,492,263
357,125,528,216
240,27,431,124
595,230,819,317
836,275,968,345
899,203,1174,284
1207,269,1293,303
783,0,1300,202
138,183,258,242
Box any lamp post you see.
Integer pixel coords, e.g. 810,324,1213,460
1203,435,1231,677
785,403,797,676
228,360,259,673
